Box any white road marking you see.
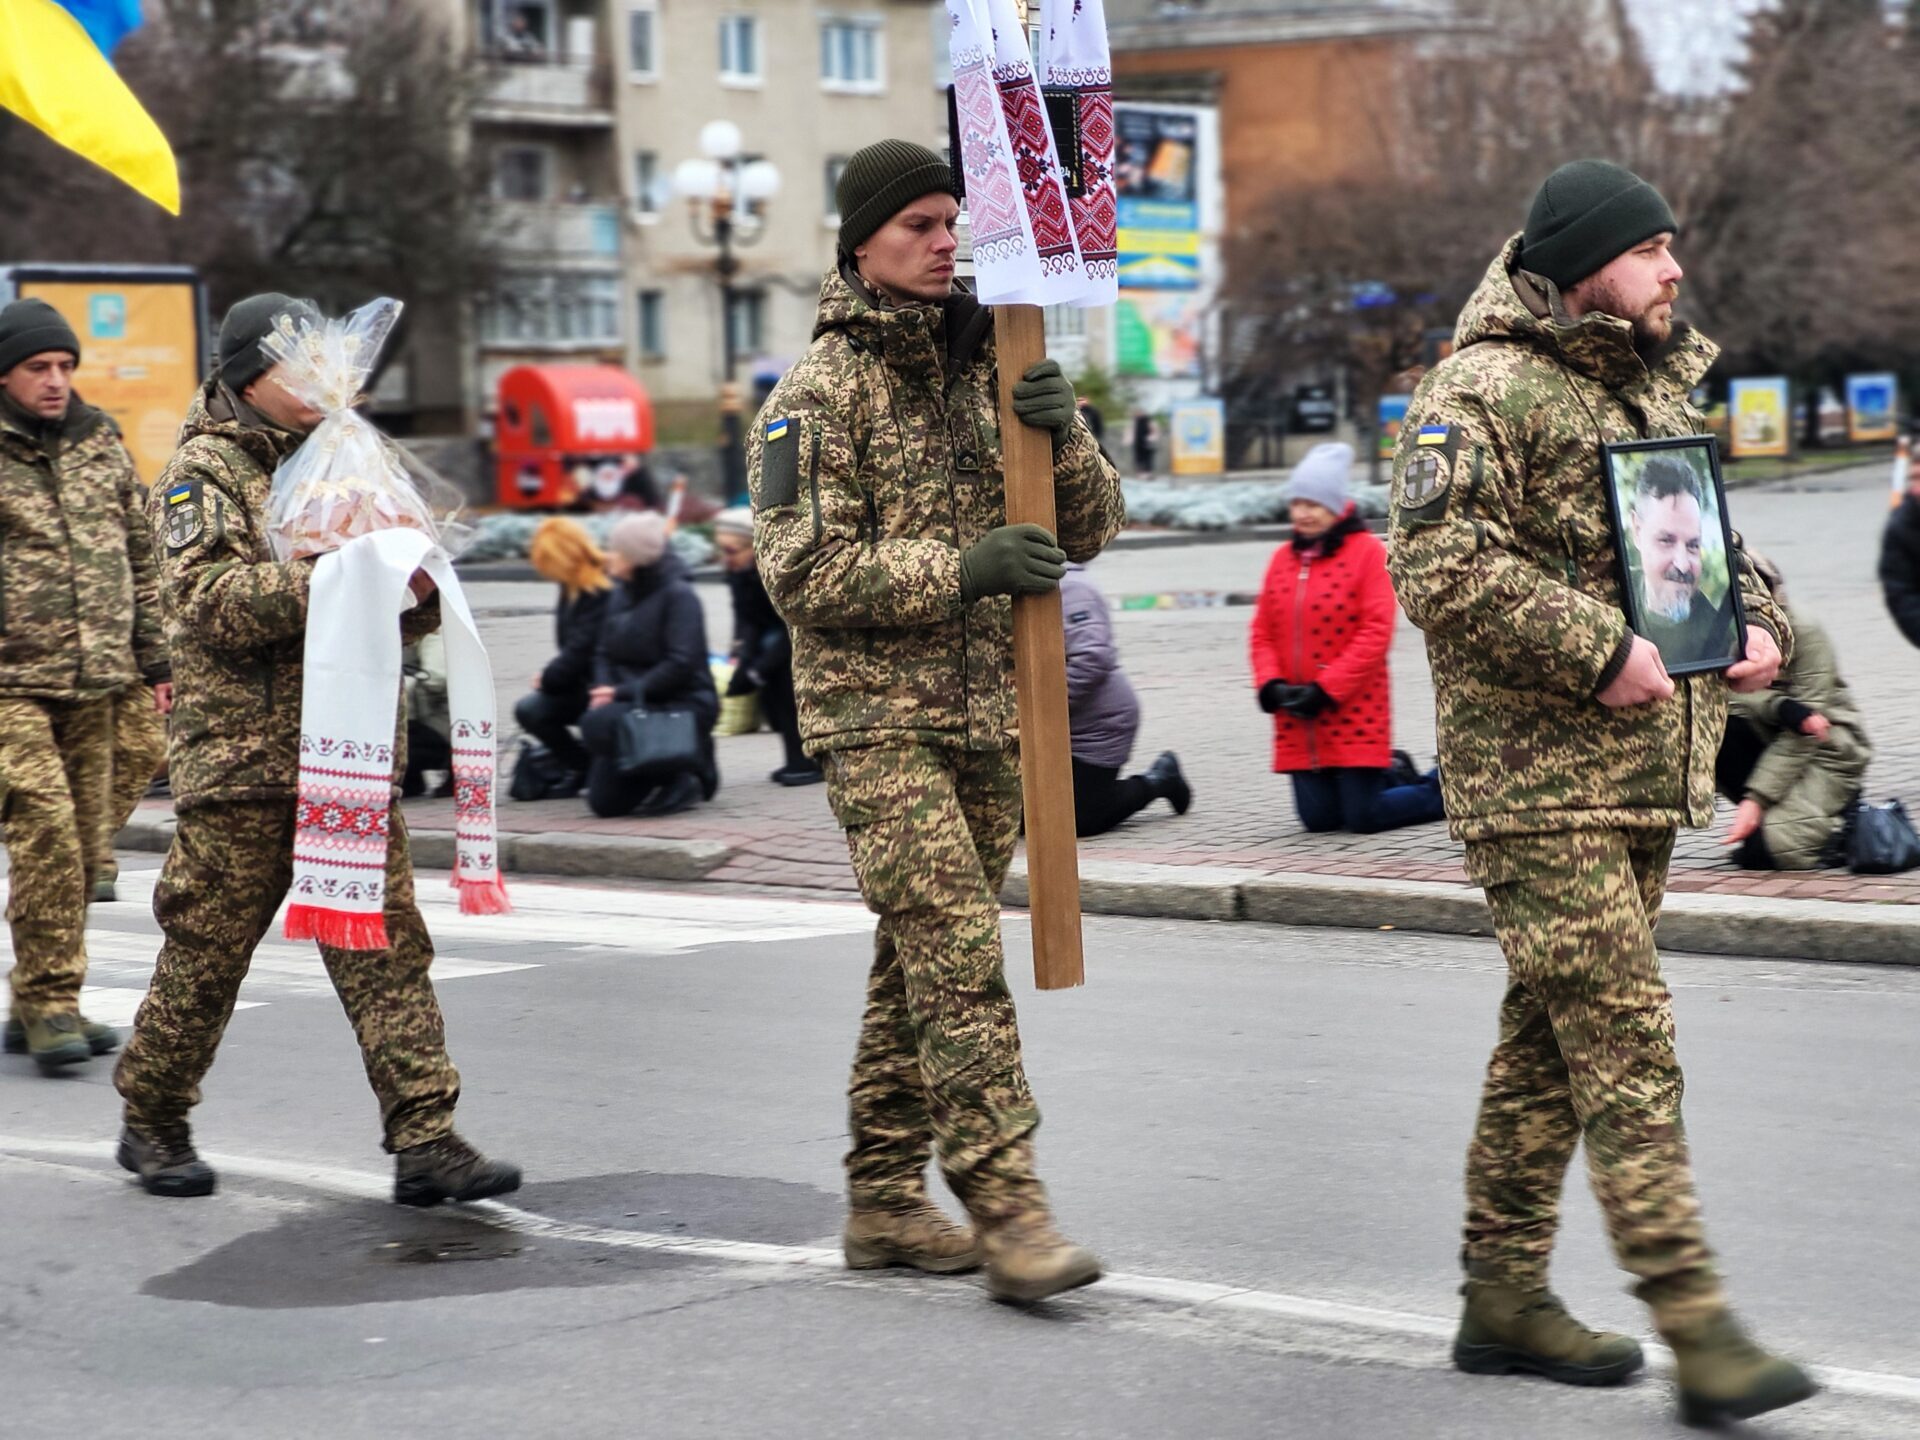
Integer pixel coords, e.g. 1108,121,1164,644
3,1133,1917,1409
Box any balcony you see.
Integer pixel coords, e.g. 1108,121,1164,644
474,58,614,127
496,202,624,259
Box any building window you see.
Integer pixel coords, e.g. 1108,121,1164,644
931,4,951,87
719,15,761,84
1043,304,1087,340
482,272,622,346
626,3,658,80
820,17,883,91
823,155,849,222
495,145,549,202
638,289,666,360
633,150,659,217
726,289,766,358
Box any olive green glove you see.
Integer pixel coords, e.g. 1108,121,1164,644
1011,359,1077,447
959,523,1067,605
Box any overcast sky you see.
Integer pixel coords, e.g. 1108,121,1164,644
1621,0,1770,94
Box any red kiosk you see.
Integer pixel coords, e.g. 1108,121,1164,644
494,365,655,510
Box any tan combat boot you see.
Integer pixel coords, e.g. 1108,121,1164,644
980,1214,1102,1303
843,1202,980,1275
1663,1310,1819,1427
1453,1281,1645,1386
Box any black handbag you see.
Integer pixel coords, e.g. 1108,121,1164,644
1847,798,1920,875
508,739,570,802
614,704,702,781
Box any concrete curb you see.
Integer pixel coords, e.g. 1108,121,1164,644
116,817,1917,965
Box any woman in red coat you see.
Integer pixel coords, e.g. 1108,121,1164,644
1248,442,1445,834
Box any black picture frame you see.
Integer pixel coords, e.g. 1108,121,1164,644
1600,435,1748,677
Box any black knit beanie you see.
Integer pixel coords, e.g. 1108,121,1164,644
1520,160,1678,291
218,292,323,392
0,299,80,376
836,140,956,258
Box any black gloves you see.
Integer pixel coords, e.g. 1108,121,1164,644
1257,681,1332,718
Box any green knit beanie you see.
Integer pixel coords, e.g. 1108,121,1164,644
218,292,324,393
836,140,956,258
1520,160,1678,291
0,299,80,376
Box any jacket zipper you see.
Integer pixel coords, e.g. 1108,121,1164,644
0,532,7,635
806,427,823,543
1560,522,1580,586
941,380,973,745
1295,557,1319,770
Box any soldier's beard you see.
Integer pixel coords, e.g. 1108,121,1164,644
1579,277,1678,354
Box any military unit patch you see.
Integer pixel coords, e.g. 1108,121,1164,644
1403,448,1452,508
757,418,800,509
163,482,205,550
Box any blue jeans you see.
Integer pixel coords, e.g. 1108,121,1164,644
1291,767,1445,835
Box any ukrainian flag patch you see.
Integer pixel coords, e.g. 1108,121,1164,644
165,484,194,504
1416,426,1451,447
765,418,790,443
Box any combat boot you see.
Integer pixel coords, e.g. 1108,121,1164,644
18,1013,92,1075
843,1202,980,1274
393,1132,523,1206
1663,1310,1819,1427
980,1215,1102,1303
7,1014,120,1055
118,1122,217,1197
91,864,118,904
1453,1282,1645,1386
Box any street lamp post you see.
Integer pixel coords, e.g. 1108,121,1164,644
673,121,781,506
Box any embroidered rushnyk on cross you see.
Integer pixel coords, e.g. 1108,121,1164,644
284,527,509,950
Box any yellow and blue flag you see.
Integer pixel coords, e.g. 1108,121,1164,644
0,0,180,214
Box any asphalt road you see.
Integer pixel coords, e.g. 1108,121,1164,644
2,864,1916,1439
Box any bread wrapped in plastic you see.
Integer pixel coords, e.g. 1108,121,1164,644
261,298,474,561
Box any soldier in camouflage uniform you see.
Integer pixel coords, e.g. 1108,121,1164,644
112,295,521,1208
749,141,1126,1302
1387,161,1816,1425
0,299,171,1074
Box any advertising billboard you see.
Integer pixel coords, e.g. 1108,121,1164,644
1114,105,1200,291
1169,397,1226,476
5,266,205,485
1846,373,1899,443
1728,376,1791,460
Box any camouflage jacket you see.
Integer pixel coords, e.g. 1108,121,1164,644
748,267,1126,754
1386,236,1791,841
0,394,168,700
152,379,436,812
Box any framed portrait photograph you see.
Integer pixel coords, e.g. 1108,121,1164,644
1601,436,1748,677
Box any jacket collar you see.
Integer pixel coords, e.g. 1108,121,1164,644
0,390,108,459
815,264,993,385
177,376,306,473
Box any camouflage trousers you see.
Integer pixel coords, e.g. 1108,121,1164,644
114,799,460,1151
824,743,1045,1225
0,694,113,1019
1462,827,1723,1324
96,684,169,881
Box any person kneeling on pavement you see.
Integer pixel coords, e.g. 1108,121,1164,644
713,506,821,787
1062,561,1189,835
579,512,720,818
1716,549,1869,869
1249,442,1444,835
513,516,614,797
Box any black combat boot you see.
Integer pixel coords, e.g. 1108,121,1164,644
118,1122,217,1198
393,1133,523,1207
1144,751,1192,815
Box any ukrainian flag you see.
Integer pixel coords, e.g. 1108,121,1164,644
0,0,180,214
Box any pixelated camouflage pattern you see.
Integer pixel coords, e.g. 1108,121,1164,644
1462,827,1724,1327
1,694,112,1019
829,743,1050,1226
0,396,168,700
1387,236,1792,841
115,801,460,1151
749,267,1125,755
150,379,433,812
1728,615,1869,869
97,683,169,877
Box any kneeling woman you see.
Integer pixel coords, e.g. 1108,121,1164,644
580,513,720,817
1249,443,1445,835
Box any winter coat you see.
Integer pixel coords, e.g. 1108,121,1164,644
1386,235,1792,843
594,552,718,724
0,393,168,700
539,587,609,697
1877,494,1920,649
151,378,439,812
1249,512,1395,772
1060,564,1138,768
748,265,1126,754
1727,614,1869,869
726,563,791,681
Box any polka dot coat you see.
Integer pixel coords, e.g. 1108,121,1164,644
1248,522,1396,773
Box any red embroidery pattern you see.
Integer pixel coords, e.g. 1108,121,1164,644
954,35,1030,267
992,56,1079,276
